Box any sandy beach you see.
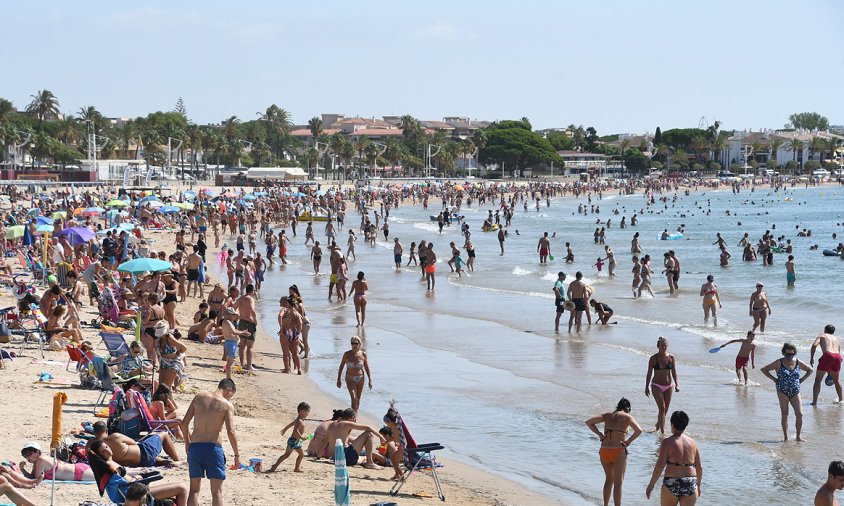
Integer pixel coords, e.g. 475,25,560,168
0,223,558,506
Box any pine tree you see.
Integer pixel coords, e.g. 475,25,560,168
654,127,662,145
174,97,187,118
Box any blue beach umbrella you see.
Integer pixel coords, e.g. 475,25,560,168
59,226,97,245
36,216,54,226
117,258,173,274
159,206,181,214
36,224,54,233
334,439,350,506
22,225,34,246
183,191,197,199
27,208,41,217
242,194,257,201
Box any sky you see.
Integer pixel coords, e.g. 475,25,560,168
3,0,843,135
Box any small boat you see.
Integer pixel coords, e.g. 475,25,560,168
299,211,330,222
822,249,841,257
657,232,684,241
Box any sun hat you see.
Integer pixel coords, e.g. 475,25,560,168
22,441,41,452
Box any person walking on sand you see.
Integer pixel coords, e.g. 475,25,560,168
749,282,772,333
537,232,551,265
234,284,257,371
699,275,722,324
585,398,643,506
180,378,240,506
760,343,813,441
815,460,844,506
645,411,702,504
336,336,372,412
645,337,679,434
810,325,843,406
718,331,756,385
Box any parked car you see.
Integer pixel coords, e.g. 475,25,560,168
813,169,831,176
718,171,737,177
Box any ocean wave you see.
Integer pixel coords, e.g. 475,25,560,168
512,266,533,276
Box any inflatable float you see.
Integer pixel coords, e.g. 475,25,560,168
822,249,841,257
657,232,684,240
482,224,500,232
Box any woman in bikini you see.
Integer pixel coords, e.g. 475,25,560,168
698,275,721,323
585,398,643,506
646,411,702,505
289,285,311,358
336,336,372,412
160,272,178,330
277,296,303,374
156,322,187,391
645,336,679,433
760,342,814,441
348,271,368,327
631,256,641,297
207,283,226,322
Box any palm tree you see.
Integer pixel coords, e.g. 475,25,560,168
460,138,475,175
786,138,804,172
26,90,60,129
709,135,727,166
77,106,103,129
750,141,765,165
769,138,784,165
222,116,241,142
809,136,825,164
259,105,293,160
0,99,15,124
824,137,841,165
307,117,323,139
354,136,372,170
55,117,82,145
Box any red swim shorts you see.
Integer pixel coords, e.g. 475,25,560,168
425,264,436,274
735,356,749,369
818,352,843,373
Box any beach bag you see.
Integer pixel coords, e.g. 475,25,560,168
118,409,141,440
0,321,11,344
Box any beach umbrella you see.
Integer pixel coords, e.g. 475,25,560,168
84,206,106,216
453,185,464,191
314,190,327,196
27,208,41,217
333,439,350,506
22,225,34,246
224,192,238,198
145,200,165,209
253,191,267,196
51,211,66,220
174,202,194,210
36,216,54,226
36,224,54,233
58,226,97,245
159,206,181,214
5,225,25,239
183,190,197,199
140,195,160,204
201,188,216,196
106,199,128,207
119,223,136,231
117,258,173,273
243,194,257,201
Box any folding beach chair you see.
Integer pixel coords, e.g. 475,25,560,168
91,355,138,412
129,390,182,441
66,343,93,372
388,403,445,501
13,306,47,359
99,331,131,359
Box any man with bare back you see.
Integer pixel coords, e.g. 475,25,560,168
181,379,240,506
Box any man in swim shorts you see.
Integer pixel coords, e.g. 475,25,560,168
810,324,843,405
566,271,589,333
234,284,257,371
785,255,796,286
553,271,566,332
537,232,551,265
98,430,180,467
316,408,385,470
181,378,240,506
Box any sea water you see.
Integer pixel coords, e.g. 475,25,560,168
231,185,844,504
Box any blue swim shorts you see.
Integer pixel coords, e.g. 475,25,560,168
138,434,163,467
188,443,226,480
224,339,239,359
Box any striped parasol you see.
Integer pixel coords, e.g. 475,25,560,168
334,438,350,506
